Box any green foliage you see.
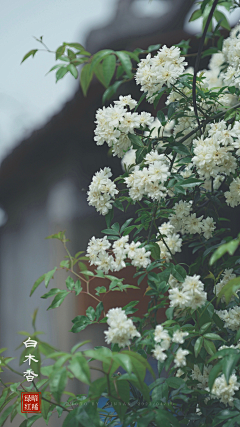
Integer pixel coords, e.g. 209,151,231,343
7,3,240,426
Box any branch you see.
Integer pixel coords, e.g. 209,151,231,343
32,380,70,412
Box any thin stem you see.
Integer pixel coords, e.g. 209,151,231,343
32,380,70,412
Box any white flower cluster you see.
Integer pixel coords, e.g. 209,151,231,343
217,306,240,331
94,95,154,158
86,235,151,274
225,177,240,207
222,24,240,89
169,275,207,311
156,222,182,262
211,373,240,406
214,268,237,302
135,45,187,103
104,307,140,348
87,167,118,215
152,324,189,367
169,201,216,239
124,150,170,202
191,364,213,390
192,121,237,181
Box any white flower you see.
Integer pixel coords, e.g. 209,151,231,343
182,275,204,293
214,269,237,302
225,178,240,207
87,167,118,215
152,345,167,362
114,95,137,110
172,330,189,344
211,373,240,406
131,247,151,269
201,217,216,239
174,348,189,368
169,288,191,309
104,308,140,348
176,369,184,377
135,45,187,103
154,325,171,350
217,306,240,331
121,149,136,172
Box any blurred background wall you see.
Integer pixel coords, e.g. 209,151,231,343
1,1,240,425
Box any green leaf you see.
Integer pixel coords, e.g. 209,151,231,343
21,49,38,64
113,199,124,211
56,45,65,59
0,404,15,426
80,63,93,96
204,339,216,356
69,353,91,384
60,259,70,268
166,377,186,389
105,207,114,228
90,49,114,73
128,133,144,148
217,276,240,305
64,42,91,55
180,177,204,188
155,408,181,427
167,102,179,119
49,367,67,403
41,393,51,420
66,276,75,291
189,8,202,22
210,238,240,265
38,341,57,356
30,274,45,297
56,66,68,82
71,341,90,354
116,51,133,78
67,48,76,60
41,288,61,299
74,279,82,296
204,333,224,341
71,316,91,333
102,54,116,86
136,147,148,164
46,231,68,241
45,267,57,288
199,322,211,334
171,144,190,156
208,360,223,391
102,80,123,104
173,184,186,195
93,62,107,88
149,243,160,260
46,290,70,310
194,336,203,357
166,307,174,320
147,44,161,52
95,302,104,321
67,64,78,79
214,9,231,30
157,110,166,124
202,47,219,58
222,353,240,384
86,306,95,321
122,225,136,236
62,403,101,427
120,218,134,234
